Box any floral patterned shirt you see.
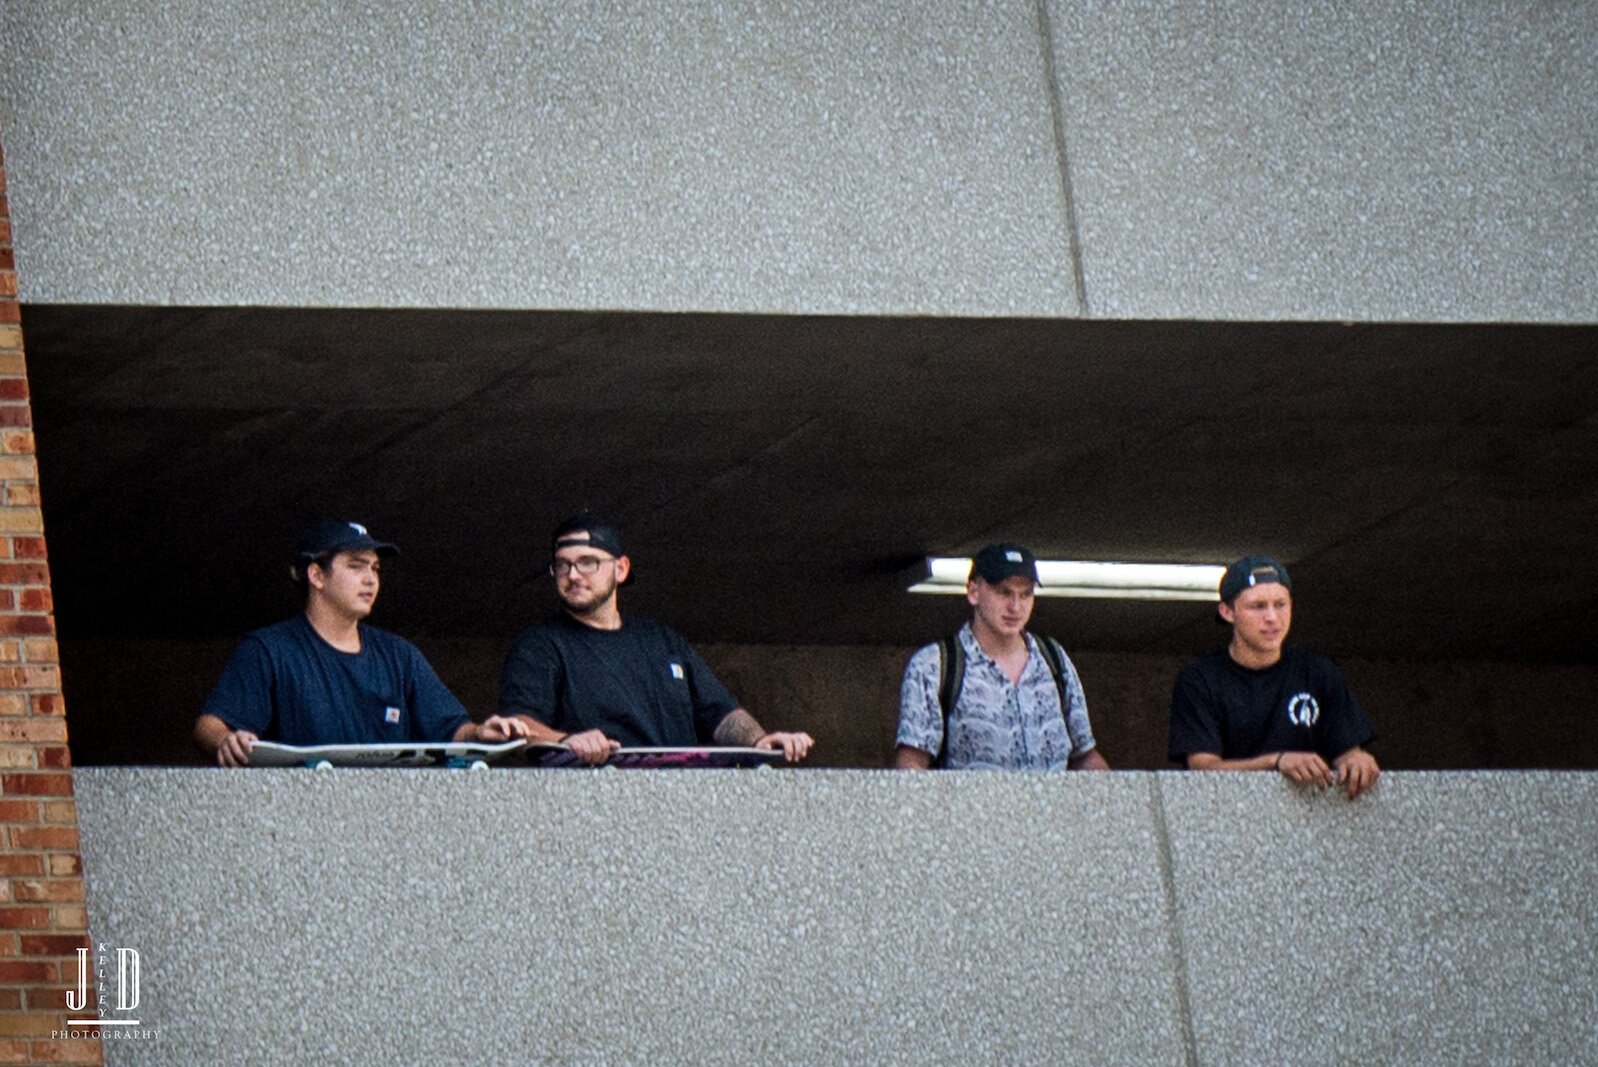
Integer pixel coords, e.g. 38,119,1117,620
897,622,1096,770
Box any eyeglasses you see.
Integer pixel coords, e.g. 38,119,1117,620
550,556,615,578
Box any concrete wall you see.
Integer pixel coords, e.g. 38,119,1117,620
74,768,1598,1065
3,1,1594,321
59,638,1598,770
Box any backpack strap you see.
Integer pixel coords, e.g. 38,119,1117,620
1034,634,1073,731
934,633,966,769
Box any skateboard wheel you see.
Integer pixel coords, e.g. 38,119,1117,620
468,760,489,771
311,759,334,770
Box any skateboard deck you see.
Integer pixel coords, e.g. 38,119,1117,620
247,739,526,769
514,742,782,769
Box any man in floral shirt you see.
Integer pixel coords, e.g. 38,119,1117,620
894,543,1109,771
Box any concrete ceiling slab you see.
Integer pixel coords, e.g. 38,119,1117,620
21,306,1598,662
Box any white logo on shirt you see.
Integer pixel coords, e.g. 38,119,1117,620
1006,550,1022,562
384,706,402,724
1286,693,1319,728
351,522,369,535
669,662,685,680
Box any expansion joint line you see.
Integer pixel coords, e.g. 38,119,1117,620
1150,774,1199,1066
1034,0,1090,315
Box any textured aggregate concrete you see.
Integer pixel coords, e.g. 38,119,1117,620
0,1,1078,316
2,2,1593,320
75,769,1598,1064
1159,772,1598,1066
1048,1,1598,321
76,768,1184,1065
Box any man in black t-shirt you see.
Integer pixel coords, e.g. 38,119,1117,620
1168,555,1380,798
498,513,814,766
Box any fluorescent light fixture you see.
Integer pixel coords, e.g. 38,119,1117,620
908,558,1227,601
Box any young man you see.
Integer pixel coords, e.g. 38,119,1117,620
1168,555,1380,798
497,513,814,765
194,520,527,766
894,543,1109,771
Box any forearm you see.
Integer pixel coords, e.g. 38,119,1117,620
1068,747,1110,771
892,744,933,770
1185,751,1281,772
193,713,234,755
712,708,766,747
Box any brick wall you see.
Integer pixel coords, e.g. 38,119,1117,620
0,145,101,1064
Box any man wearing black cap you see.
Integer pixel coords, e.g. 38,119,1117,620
894,543,1109,771
1168,555,1380,797
497,513,814,765
194,520,528,766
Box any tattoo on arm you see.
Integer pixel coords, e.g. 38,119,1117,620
713,708,766,746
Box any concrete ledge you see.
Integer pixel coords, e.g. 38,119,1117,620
75,769,1598,1064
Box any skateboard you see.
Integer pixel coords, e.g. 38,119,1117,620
246,739,527,769
513,742,783,769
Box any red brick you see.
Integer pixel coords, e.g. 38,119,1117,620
29,694,65,717
0,380,23,402
28,1037,104,1063
38,800,73,824
36,749,70,771
0,1011,54,1037
17,935,87,957
0,855,43,878
0,274,14,299
9,538,43,561
0,722,65,746
43,856,78,878
51,907,85,932
0,305,16,327
0,249,11,272
0,460,34,482
0,693,25,716
0,591,13,612
0,408,29,428
0,991,19,1012
11,883,80,905
0,909,49,930
16,589,49,612
1,484,38,507
0,617,52,636
0,1038,27,1065
0,961,54,983
0,644,18,664
7,826,77,849
0,432,32,454
0,798,36,821
1,775,73,798
0,748,35,770
23,639,57,663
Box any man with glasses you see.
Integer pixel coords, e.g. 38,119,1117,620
1168,555,1380,798
195,520,529,766
497,513,814,765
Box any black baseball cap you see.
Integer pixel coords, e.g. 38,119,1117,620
1219,555,1291,602
970,543,1039,585
296,520,398,563
551,512,625,558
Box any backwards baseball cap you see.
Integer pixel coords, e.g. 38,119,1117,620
550,513,631,584
970,542,1039,585
295,520,398,563
1219,555,1291,602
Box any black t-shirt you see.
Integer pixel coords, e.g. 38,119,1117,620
202,615,469,744
497,613,739,747
1168,648,1375,764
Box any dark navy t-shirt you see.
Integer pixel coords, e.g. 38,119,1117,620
497,613,738,747
203,615,469,745
1168,648,1375,764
